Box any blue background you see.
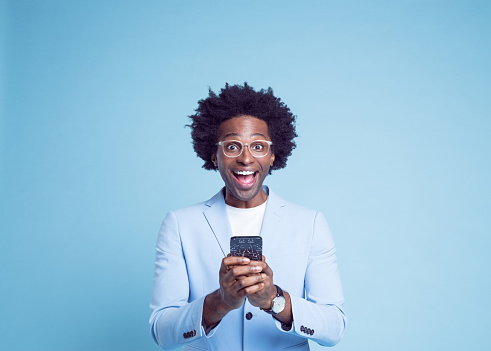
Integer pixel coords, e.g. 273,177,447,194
1,1,490,350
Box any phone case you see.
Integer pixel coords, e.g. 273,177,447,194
230,236,262,261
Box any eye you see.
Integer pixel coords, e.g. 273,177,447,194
225,141,241,153
250,142,265,151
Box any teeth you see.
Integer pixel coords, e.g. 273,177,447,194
234,170,255,175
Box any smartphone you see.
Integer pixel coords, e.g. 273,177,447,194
230,236,263,261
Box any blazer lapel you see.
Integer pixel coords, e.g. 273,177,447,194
203,188,231,257
260,186,286,259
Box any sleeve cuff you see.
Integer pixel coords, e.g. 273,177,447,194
201,314,221,337
273,316,294,333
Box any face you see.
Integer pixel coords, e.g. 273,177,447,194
211,115,275,208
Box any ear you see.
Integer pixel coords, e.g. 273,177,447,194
211,153,218,168
270,153,275,167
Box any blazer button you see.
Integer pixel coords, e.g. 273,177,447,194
245,312,253,320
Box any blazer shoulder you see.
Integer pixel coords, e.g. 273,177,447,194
170,199,208,218
168,188,224,218
268,189,320,220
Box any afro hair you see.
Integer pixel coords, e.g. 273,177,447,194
188,83,297,173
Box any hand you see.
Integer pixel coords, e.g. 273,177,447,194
217,255,268,311
245,256,277,309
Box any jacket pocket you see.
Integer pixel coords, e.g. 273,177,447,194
183,342,209,350
284,340,309,350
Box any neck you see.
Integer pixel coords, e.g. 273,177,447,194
225,189,268,208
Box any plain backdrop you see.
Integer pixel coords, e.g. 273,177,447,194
1,1,490,350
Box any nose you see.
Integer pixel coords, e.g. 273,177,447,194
237,144,254,164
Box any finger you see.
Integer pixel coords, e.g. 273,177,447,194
221,266,260,289
221,256,250,273
223,256,250,266
233,273,267,291
241,282,265,296
248,261,268,273
223,272,265,298
256,260,272,277
229,264,263,278
262,266,273,279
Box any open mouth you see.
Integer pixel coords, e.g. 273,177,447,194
233,170,258,188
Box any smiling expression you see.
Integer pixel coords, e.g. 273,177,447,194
211,115,275,208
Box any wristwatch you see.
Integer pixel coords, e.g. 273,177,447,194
261,285,286,315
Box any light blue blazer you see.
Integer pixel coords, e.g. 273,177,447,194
150,186,346,351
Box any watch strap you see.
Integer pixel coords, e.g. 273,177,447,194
275,285,284,298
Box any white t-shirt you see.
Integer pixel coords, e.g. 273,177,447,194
226,201,267,237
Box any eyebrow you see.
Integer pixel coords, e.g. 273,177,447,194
224,132,268,139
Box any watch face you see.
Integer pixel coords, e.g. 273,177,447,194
272,296,286,314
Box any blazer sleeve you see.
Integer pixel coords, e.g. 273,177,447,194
285,211,347,346
149,211,207,350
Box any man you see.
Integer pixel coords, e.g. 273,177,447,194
150,83,346,350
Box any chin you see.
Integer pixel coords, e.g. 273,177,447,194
237,185,265,201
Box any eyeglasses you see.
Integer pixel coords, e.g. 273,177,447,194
216,140,273,158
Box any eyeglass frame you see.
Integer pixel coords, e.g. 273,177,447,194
216,139,273,158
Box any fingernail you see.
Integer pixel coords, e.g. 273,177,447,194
242,258,250,263
261,273,267,279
